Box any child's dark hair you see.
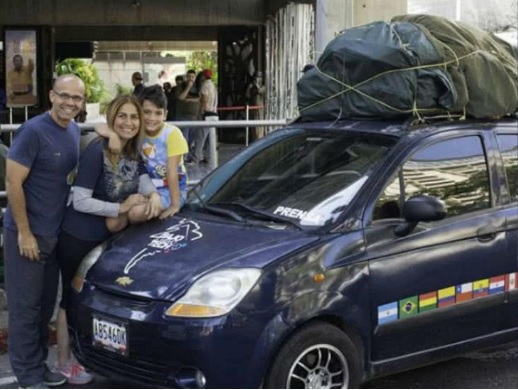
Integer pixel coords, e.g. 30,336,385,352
138,84,168,110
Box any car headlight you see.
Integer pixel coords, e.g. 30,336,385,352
165,268,262,318
71,243,106,293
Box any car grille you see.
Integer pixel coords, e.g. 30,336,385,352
72,331,174,388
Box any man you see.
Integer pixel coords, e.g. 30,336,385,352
131,71,144,97
245,71,266,141
177,70,200,154
196,69,218,167
6,54,36,106
4,74,85,388
162,82,175,121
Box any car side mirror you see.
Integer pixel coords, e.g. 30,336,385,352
394,195,447,237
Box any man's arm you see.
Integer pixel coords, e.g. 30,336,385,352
178,81,199,102
6,159,39,260
198,90,209,118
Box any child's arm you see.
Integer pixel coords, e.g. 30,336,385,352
159,154,182,219
94,123,122,155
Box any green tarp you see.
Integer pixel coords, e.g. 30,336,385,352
297,14,518,121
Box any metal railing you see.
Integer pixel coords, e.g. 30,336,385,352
0,118,292,199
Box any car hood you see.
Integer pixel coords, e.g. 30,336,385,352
87,215,319,300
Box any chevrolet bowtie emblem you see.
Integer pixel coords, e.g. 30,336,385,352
115,276,134,286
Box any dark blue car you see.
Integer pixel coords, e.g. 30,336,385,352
68,117,518,388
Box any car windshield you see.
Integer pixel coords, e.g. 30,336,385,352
187,128,396,228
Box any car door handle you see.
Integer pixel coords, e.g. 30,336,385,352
477,225,497,242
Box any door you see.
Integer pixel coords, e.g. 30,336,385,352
364,133,514,361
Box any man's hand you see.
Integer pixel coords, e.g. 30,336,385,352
18,230,40,261
159,204,180,220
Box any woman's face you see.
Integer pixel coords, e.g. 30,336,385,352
113,103,140,142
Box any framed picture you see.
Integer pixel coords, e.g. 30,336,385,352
4,29,38,107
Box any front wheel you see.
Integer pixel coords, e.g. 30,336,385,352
264,322,361,389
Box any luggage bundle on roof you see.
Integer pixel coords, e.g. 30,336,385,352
297,14,518,121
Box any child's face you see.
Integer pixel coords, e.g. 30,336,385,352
142,100,167,135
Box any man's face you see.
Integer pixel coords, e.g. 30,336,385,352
49,77,85,126
13,56,23,70
132,74,143,86
186,73,196,83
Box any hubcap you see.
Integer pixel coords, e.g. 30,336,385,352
286,344,349,389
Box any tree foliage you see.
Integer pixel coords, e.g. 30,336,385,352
186,51,218,84
55,58,110,103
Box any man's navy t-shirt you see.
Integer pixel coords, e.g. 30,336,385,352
4,112,80,237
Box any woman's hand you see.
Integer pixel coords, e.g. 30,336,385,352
146,192,163,219
159,204,180,220
120,194,147,214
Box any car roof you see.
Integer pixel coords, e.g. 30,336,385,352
293,116,518,139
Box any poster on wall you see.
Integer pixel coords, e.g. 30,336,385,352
4,29,37,107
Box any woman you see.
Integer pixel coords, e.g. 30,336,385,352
54,95,162,384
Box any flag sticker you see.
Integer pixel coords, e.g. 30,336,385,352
419,291,437,313
438,286,455,307
489,275,505,295
378,302,398,325
456,283,473,302
377,272,515,324
473,279,489,298
399,296,418,319
506,273,517,291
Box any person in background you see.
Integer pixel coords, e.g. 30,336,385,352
4,74,85,389
176,70,200,155
131,72,144,97
245,71,266,141
54,95,162,384
163,82,175,121
195,69,218,166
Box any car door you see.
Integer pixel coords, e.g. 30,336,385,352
363,131,515,361
494,130,518,330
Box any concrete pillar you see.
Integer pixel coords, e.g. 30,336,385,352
315,0,408,58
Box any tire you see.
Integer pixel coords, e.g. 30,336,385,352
264,322,361,389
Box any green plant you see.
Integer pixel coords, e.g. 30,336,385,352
115,83,133,96
55,58,109,103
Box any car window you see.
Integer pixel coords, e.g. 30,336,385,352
374,135,491,220
496,135,518,202
192,130,395,227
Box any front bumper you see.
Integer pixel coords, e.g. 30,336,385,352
68,281,280,389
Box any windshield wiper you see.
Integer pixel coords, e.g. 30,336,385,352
190,189,245,223
213,201,303,230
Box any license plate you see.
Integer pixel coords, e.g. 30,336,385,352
92,315,128,355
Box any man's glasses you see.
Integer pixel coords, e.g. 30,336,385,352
53,90,85,103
